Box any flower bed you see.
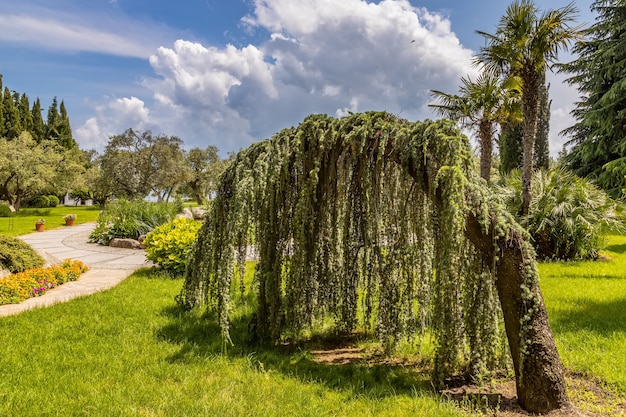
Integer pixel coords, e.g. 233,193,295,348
0,260,89,305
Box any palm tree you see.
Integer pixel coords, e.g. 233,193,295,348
430,72,520,184
475,0,582,214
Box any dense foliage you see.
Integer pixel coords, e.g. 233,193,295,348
0,75,75,147
497,168,622,260
144,218,202,275
0,235,44,273
476,0,581,214
89,199,181,245
0,259,88,305
0,132,84,209
560,0,626,198
179,112,555,387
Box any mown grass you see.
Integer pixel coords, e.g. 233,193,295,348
0,205,102,237
539,234,626,394
0,269,467,417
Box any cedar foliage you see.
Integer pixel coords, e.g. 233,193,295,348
178,112,551,382
560,0,626,198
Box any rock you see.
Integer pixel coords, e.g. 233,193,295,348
138,234,147,244
0,266,10,279
192,208,207,220
109,238,145,249
176,208,194,219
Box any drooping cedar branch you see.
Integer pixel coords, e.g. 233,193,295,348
179,112,567,413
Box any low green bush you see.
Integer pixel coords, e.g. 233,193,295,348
89,199,180,245
0,235,44,273
497,167,623,260
29,195,50,208
144,217,202,274
0,204,13,218
0,259,88,305
47,195,60,207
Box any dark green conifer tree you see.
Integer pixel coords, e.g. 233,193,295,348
560,0,626,197
0,75,4,138
31,98,45,142
19,93,33,134
3,87,22,138
58,100,76,149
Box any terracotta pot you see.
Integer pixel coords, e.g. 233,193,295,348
65,219,75,226
35,223,45,232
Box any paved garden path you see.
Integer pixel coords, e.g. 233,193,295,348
0,223,152,317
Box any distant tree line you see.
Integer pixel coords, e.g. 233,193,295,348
0,74,76,149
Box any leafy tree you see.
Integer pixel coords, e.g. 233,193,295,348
430,72,520,183
476,0,582,214
100,129,188,201
560,0,626,197
0,132,82,209
181,112,569,414
184,146,226,204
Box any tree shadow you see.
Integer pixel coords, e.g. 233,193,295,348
550,297,626,336
156,304,435,399
605,242,626,255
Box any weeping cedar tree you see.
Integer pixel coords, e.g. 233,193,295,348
180,113,569,414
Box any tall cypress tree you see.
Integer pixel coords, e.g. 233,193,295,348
499,78,551,174
3,87,22,139
46,96,61,141
498,121,523,175
19,93,33,134
31,98,45,142
0,75,4,138
560,0,626,197
58,100,76,149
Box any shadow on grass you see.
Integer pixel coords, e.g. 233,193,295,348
550,297,626,336
605,243,626,255
156,304,434,399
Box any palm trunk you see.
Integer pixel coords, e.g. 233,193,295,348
478,121,494,183
521,70,542,215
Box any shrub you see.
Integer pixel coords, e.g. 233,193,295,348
47,195,60,207
0,235,44,273
89,199,180,245
0,259,88,305
29,195,50,208
144,217,202,275
0,204,13,218
496,168,623,260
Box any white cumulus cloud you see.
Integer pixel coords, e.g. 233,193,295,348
77,0,476,152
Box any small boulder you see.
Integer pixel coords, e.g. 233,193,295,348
109,238,145,249
192,208,207,220
176,208,194,219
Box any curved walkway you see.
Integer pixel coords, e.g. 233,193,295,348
0,223,152,317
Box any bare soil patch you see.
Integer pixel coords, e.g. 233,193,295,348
310,346,626,416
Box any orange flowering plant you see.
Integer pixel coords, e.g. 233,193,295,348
0,260,88,305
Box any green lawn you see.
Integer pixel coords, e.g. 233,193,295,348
0,270,466,417
0,205,101,237
2,229,626,415
539,234,626,394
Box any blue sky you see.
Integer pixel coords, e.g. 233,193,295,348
0,0,594,155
